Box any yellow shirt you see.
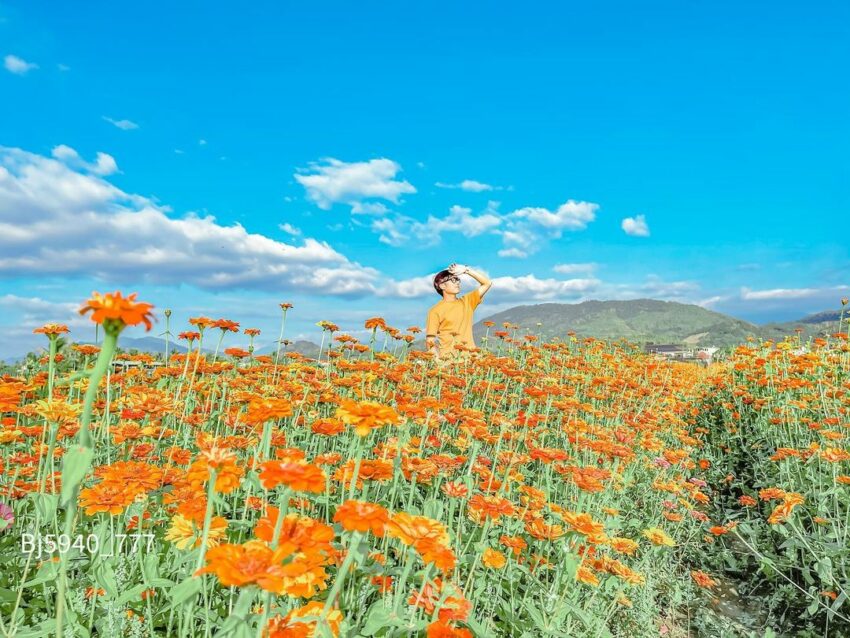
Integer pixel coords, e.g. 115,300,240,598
425,288,482,358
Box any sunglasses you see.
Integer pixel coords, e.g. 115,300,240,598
445,276,461,284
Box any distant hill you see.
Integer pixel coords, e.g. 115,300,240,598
108,336,196,355
468,299,763,349
760,308,846,343
795,309,844,324
255,340,322,360
408,299,847,353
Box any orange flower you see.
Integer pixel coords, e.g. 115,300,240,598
335,399,401,437
426,620,473,638
79,291,154,331
311,419,345,436
186,457,244,494
197,540,287,593
416,538,457,572
525,519,565,541
576,565,600,586
441,482,469,498
758,487,786,501
195,540,326,597
608,537,639,556
561,511,605,537
385,512,450,547
333,500,389,536
254,507,335,557
468,494,515,522
245,397,293,425
275,602,343,637
259,460,326,493
691,570,718,589
438,596,472,623
371,575,393,593
364,317,388,330
482,548,506,569
499,535,527,556
33,323,70,336
79,481,138,516
332,459,394,489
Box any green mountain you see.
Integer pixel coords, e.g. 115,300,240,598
445,299,849,350
759,308,848,343
467,299,759,348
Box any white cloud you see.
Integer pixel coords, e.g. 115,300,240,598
295,158,416,210
199,139,207,146
4,54,38,75
496,200,599,257
365,203,503,248
279,222,301,236
696,295,729,308
57,64,71,72
0,146,382,295
0,294,78,317
50,145,119,176
700,284,850,322
350,202,389,215
435,179,497,192
740,285,850,301
553,262,597,275
377,272,601,302
91,152,118,176
0,295,94,359
509,201,596,232
637,274,699,297
498,248,527,258
50,145,80,162
102,116,139,131
622,214,650,237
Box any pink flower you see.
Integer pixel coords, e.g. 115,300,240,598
0,502,13,531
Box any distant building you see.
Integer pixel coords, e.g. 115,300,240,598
111,360,165,373
644,343,719,366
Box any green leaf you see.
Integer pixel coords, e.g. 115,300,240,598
142,552,160,583
168,576,203,607
94,563,119,599
27,493,59,525
22,560,59,588
116,584,149,605
361,602,403,636
60,444,94,505
806,597,819,616
815,557,833,582
214,587,257,637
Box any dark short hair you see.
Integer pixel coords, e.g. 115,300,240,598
433,270,454,296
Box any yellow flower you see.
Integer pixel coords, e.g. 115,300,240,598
165,514,227,550
31,399,82,423
642,527,675,547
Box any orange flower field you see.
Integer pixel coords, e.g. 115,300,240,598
0,292,848,637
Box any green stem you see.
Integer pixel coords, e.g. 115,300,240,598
55,328,119,637
322,531,362,618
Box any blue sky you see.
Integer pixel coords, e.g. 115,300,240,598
1,1,848,357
